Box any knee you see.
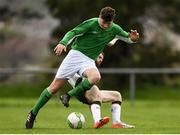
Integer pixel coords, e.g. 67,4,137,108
114,91,122,102
89,74,101,84
91,93,102,103
48,80,64,94
86,86,102,102
47,85,59,94
48,78,65,94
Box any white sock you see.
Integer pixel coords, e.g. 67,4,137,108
111,103,121,124
91,104,101,123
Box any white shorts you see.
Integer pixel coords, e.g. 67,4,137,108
68,73,83,88
55,49,98,79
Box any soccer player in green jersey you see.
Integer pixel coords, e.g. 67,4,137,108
25,6,139,129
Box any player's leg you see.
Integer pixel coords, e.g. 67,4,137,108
32,78,66,115
100,90,134,128
60,60,101,107
25,78,66,129
60,73,96,107
90,101,110,129
25,50,79,129
67,68,101,97
86,86,102,123
85,86,110,129
97,90,122,125
100,90,122,103
99,90,122,124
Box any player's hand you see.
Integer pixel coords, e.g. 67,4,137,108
129,30,139,42
54,44,66,55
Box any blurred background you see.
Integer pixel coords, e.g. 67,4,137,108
0,0,180,100
0,0,180,133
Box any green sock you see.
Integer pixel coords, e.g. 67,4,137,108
32,88,53,115
68,79,93,97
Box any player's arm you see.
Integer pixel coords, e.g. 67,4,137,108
115,25,139,44
108,38,119,47
54,20,92,55
59,20,91,46
108,32,139,47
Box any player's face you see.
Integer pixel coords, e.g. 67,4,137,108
99,18,113,29
95,53,104,66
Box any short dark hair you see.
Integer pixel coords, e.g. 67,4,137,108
99,6,116,22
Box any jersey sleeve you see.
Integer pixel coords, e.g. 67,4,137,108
113,24,136,43
59,20,93,46
114,24,129,38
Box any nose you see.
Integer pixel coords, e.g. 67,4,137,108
103,24,109,29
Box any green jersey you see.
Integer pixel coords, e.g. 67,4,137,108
59,18,129,60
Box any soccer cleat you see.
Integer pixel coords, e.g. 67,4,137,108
59,94,70,108
112,122,135,128
93,116,110,129
25,110,36,129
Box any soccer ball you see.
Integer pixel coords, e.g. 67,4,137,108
67,112,85,129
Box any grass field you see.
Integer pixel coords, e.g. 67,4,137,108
0,97,179,134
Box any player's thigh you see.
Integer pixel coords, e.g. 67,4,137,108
100,90,122,102
55,50,82,79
